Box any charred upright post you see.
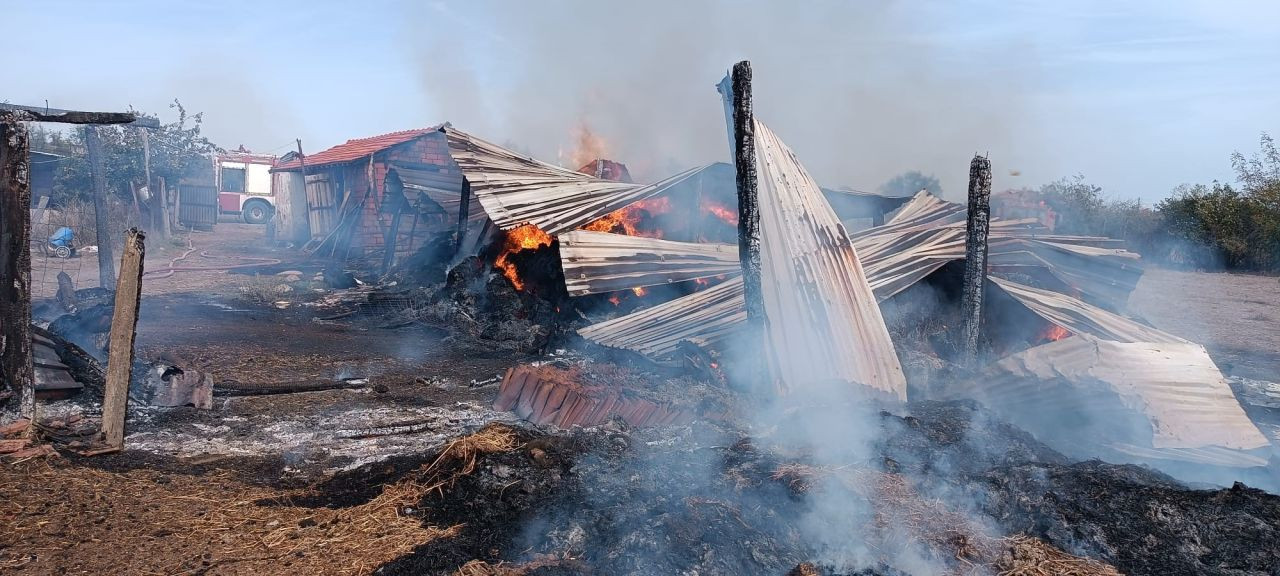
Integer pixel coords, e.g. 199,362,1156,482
101,228,146,449
0,119,36,417
960,154,993,365
86,126,117,287
729,60,767,387
455,178,472,256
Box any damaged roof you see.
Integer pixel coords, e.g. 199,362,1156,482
441,126,712,236
747,118,905,399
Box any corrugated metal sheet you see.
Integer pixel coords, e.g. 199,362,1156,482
577,277,746,360
441,126,710,236
749,119,905,399
950,333,1269,464
393,163,477,219
990,278,1182,344
558,231,739,296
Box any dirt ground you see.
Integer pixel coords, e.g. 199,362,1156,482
1130,267,1280,380
7,222,535,574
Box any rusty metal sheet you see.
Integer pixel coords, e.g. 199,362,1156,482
558,231,740,296
441,127,709,236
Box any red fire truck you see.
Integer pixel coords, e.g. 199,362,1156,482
214,152,277,224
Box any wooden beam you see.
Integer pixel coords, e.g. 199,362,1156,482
728,60,766,389
0,104,155,127
101,228,145,449
455,178,471,256
86,126,117,287
960,154,993,366
0,121,36,418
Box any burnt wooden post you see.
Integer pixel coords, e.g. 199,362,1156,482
455,178,472,256
728,60,767,387
381,170,405,274
0,106,143,420
960,154,993,365
101,228,145,449
86,126,117,287
1,119,36,417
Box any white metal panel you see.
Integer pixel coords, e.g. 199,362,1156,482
246,163,273,197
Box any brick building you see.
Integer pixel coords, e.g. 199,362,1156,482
272,126,464,269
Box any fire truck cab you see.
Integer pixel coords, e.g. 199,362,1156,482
215,153,277,224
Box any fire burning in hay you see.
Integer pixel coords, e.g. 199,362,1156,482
495,224,554,291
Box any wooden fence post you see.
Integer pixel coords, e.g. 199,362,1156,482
101,228,145,449
86,126,117,287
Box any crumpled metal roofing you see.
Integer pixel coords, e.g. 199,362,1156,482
577,277,746,359
748,119,905,399
440,126,710,236
949,333,1270,465
558,231,740,297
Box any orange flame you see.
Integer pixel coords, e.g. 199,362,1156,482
495,224,553,290
608,294,622,306
632,286,647,297
567,121,609,169
582,197,671,238
700,198,739,226
1039,324,1071,342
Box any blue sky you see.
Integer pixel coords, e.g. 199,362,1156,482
5,0,1278,202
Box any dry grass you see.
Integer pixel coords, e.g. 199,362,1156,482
996,535,1121,576
454,554,577,576
0,425,520,575
771,464,1121,576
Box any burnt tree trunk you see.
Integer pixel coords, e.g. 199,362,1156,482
960,154,993,366
101,228,145,449
0,120,35,416
729,60,767,388
86,126,116,287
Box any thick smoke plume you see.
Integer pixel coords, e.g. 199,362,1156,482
402,1,1041,196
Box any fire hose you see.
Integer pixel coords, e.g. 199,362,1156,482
144,237,282,279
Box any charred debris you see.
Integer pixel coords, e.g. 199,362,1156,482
2,64,1280,575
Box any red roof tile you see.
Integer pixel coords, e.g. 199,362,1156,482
273,127,442,171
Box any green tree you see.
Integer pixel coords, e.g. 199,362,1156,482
878,170,942,197
53,100,221,203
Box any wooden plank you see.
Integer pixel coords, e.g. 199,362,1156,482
100,229,145,449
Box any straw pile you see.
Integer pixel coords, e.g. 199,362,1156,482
0,425,519,575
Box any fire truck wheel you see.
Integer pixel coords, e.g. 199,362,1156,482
242,200,274,225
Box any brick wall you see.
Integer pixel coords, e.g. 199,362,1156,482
347,132,463,267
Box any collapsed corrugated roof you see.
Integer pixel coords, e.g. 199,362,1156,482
440,126,711,236
558,231,739,297
947,332,1270,466
748,119,905,399
570,179,1266,465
